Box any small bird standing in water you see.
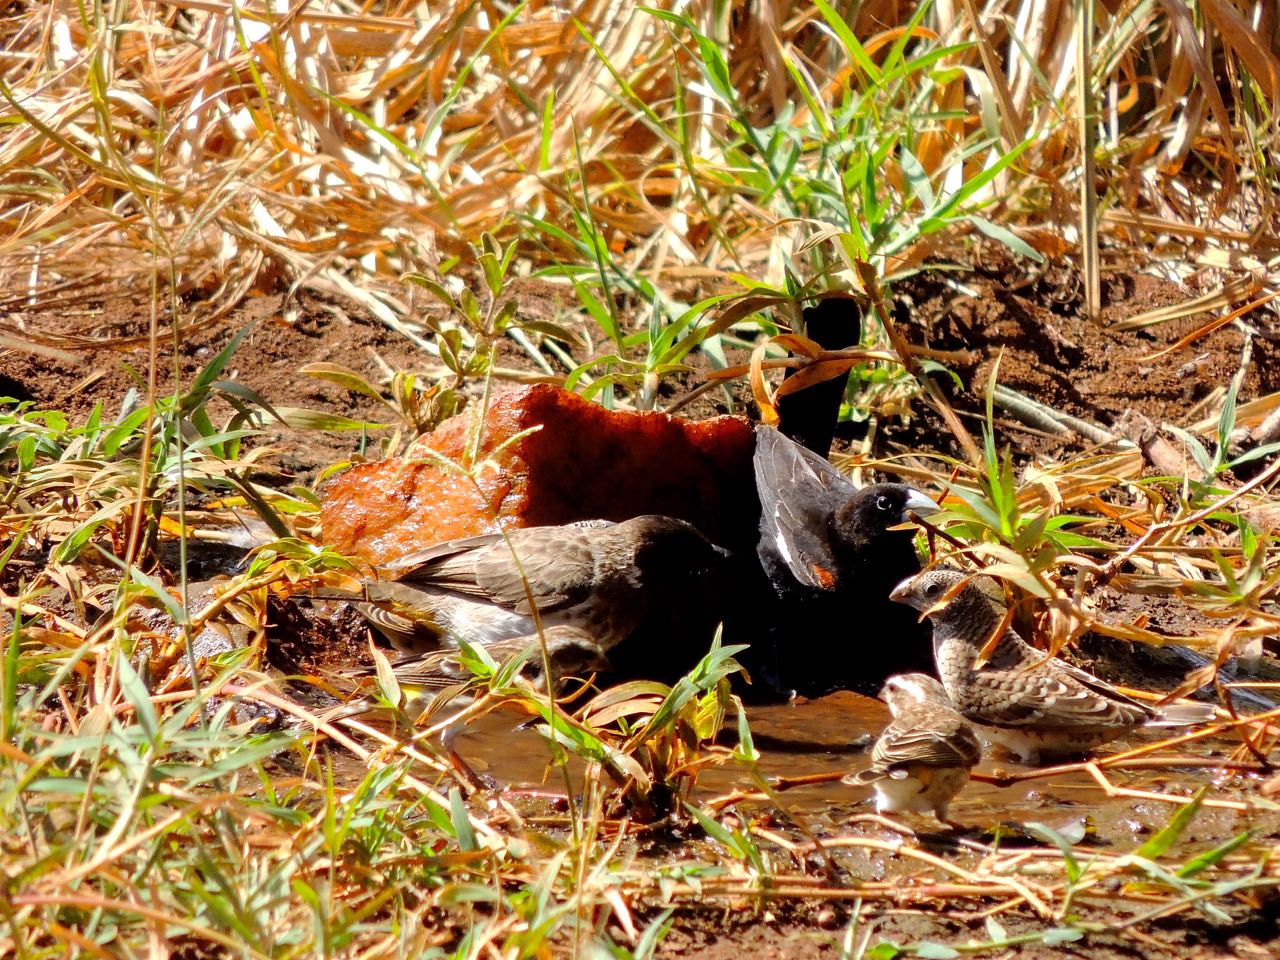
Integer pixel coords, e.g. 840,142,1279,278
849,673,981,824
890,567,1216,763
753,425,941,695
323,515,733,656
346,625,611,789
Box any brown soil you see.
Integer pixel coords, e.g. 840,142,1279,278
882,263,1280,463
6,263,1276,476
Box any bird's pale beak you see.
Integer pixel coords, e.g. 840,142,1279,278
889,575,916,603
902,489,941,520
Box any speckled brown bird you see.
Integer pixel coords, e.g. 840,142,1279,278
849,673,981,823
890,567,1216,763
326,515,733,656
753,425,941,695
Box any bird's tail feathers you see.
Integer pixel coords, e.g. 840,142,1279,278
1149,701,1217,726
301,588,445,650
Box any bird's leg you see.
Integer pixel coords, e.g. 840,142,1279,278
447,750,498,793
441,723,497,793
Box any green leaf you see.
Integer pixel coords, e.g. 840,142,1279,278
370,647,401,707
812,0,881,83
190,323,256,399
403,273,459,311
966,216,1045,262
100,406,151,456
1135,786,1207,860
685,801,736,848
449,787,478,852
56,502,127,563
270,407,388,431
1229,441,1280,468
3,610,22,739
116,651,159,745
1218,354,1247,446
300,363,386,401
1166,425,1215,476
900,145,935,209
922,136,1033,227
1177,830,1254,878
692,34,735,106
538,89,555,171
733,697,759,764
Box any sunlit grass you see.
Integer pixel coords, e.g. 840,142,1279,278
2,0,1280,954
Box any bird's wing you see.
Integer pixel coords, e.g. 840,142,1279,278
753,425,854,590
872,709,982,770
1049,657,1155,711
396,526,600,615
968,652,1153,728
385,531,509,574
346,648,467,687
311,585,448,650
388,653,472,690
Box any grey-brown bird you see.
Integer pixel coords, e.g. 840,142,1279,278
890,567,1216,763
848,673,981,823
324,515,733,656
346,625,611,787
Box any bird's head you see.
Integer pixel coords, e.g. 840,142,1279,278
880,672,952,711
830,483,939,554
628,515,736,588
889,566,1001,629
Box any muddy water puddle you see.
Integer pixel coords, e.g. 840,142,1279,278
343,690,1277,865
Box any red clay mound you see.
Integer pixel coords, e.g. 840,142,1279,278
321,384,757,566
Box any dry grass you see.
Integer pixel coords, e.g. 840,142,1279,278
2,0,1278,340
3,0,1280,956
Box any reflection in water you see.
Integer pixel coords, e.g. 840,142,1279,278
336,690,1262,853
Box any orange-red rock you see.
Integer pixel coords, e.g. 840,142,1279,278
321,384,757,567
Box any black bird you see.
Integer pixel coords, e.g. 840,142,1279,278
752,425,940,696
775,296,863,459
320,515,734,660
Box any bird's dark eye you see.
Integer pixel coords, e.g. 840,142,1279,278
875,495,892,512
923,581,942,598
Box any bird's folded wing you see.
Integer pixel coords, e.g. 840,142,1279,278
1048,657,1154,712
316,582,447,648
458,533,602,614
347,650,470,688
385,531,508,573
872,714,982,769
753,425,853,590
353,596,446,648
969,668,1149,728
